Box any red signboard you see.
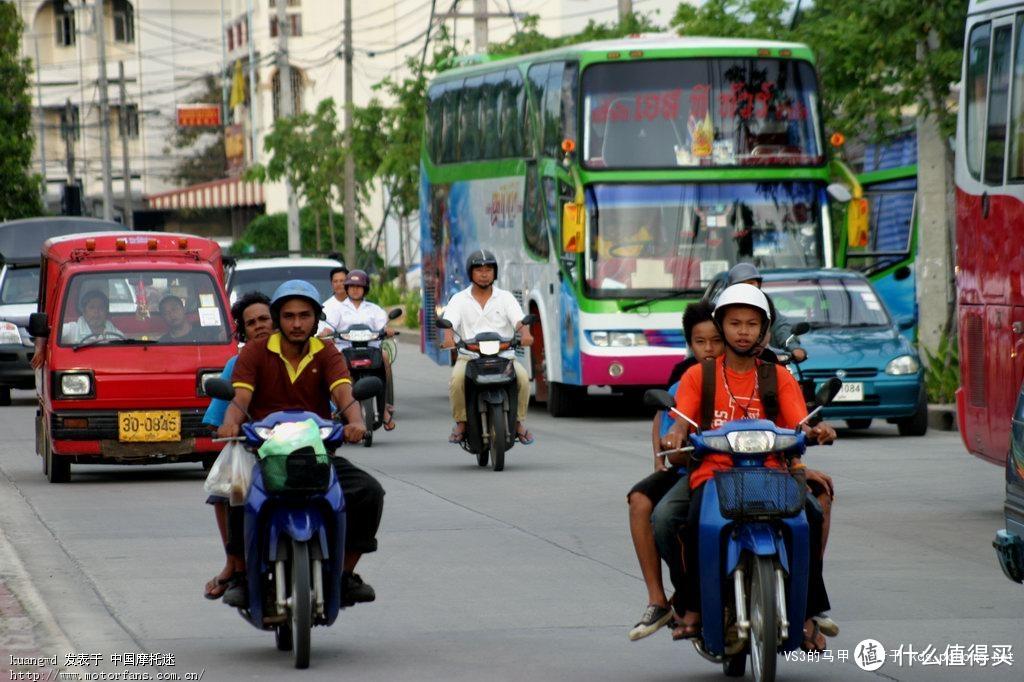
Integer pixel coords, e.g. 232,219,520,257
176,104,221,128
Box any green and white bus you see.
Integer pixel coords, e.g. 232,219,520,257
419,35,854,416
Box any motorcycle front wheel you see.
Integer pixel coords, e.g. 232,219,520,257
749,555,779,682
362,399,375,447
290,539,312,669
488,403,506,471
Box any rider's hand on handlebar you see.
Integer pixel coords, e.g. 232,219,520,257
803,422,837,446
343,421,367,443
660,430,684,453
216,422,240,439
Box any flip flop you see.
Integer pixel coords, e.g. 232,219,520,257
801,621,826,653
204,575,232,600
449,428,465,444
515,428,535,445
671,620,701,640
382,406,397,431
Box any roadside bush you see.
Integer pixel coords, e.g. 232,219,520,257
922,334,959,404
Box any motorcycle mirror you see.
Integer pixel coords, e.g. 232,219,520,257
643,389,675,410
352,376,384,401
791,322,810,336
387,307,403,321
817,377,843,406
521,313,537,326
436,317,453,330
205,378,235,401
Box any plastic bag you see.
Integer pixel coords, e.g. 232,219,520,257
257,420,330,493
202,443,235,497
228,442,256,506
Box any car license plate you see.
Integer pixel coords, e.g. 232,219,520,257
118,411,181,442
832,382,864,402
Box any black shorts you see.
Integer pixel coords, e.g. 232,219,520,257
628,469,683,506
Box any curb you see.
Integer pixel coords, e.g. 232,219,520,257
928,404,957,432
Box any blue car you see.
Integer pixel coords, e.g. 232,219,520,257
707,268,927,435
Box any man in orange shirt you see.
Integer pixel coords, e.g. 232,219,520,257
661,283,836,650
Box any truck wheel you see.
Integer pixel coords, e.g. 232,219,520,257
0,387,11,406
897,386,929,437
45,433,69,483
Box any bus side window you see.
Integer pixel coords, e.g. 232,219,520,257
543,62,566,158
482,71,503,160
459,76,484,162
1009,15,1024,180
523,164,550,259
984,23,1013,186
527,63,551,159
426,83,444,164
441,80,462,164
504,68,526,157
967,22,992,180
561,62,579,147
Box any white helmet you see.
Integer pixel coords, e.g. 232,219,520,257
714,283,772,326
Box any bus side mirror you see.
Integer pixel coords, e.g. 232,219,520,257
28,312,49,338
562,202,585,254
846,197,869,248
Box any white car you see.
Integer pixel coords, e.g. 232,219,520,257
225,256,346,305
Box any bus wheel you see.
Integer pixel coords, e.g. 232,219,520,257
547,382,582,418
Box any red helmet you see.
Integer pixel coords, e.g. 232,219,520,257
343,269,370,293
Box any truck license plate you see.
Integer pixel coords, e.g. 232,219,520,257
832,382,864,402
118,411,181,442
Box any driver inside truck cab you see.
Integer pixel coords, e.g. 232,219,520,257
60,290,122,344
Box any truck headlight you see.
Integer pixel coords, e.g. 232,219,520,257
885,355,920,375
0,322,21,345
58,372,93,397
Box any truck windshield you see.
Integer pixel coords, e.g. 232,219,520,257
585,181,825,297
58,271,231,346
582,57,822,168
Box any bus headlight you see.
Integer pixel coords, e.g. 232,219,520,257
588,331,648,347
885,355,919,375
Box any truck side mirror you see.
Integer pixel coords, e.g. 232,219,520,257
28,312,49,338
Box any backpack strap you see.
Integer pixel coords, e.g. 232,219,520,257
757,359,779,422
700,357,716,430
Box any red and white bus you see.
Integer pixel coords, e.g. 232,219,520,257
956,0,1024,467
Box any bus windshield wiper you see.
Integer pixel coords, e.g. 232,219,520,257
72,337,158,351
621,292,692,312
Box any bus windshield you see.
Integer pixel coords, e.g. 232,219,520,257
585,182,825,296
582,58,822,168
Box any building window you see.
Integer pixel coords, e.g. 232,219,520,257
59,105,81,141
227,27,234,51
270,14,302,37
269,0,302,7
112,0,135,43
272,67,304,120
119,104,139,139
55,3,76,47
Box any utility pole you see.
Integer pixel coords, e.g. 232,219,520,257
343,0,356,267
246,0,258,164
93,0,114,220
117,61,133,227
276,0,301,252
62,98,76,184
618,0,633,24
473,0,488,53
33,34,47,202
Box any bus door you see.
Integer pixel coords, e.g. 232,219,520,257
525,60,581,397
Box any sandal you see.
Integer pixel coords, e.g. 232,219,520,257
382,406,396,431
203,574,232,600
801,621,826,653
515,428,535,445
671,616,701,641
449,426,465,444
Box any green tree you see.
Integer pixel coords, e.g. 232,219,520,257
0,3,43,219
231,207,380,268
163,74,226,186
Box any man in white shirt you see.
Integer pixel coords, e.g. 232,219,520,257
60,290,123,344
323,269,397,429
319,265,349,338
441,250,534,444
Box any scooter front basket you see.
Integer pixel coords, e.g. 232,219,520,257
714,468,804,520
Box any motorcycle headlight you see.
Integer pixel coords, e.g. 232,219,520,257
885,355,920,375
254,426,275,440
478,340,501,355
59,372,93,397
726,430,776,453
319,426,334,439
0,322,21,346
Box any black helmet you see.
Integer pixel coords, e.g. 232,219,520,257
343,269,371,294
728,262,762,286
466,249,498,279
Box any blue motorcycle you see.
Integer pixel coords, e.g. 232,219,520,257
645,377,840,682
207,377,380,669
